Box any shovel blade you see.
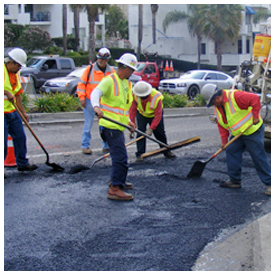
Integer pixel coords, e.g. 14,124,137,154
187,160,207,178
46,161,64,171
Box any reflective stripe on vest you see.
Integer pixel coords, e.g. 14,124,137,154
99,73,133,131
4,65,21,113
214,90,262,136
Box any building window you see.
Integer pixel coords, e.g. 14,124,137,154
201,43,206,54
246,39,250,54
238,40,242,54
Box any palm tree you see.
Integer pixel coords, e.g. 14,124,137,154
84,4,109,62
203,4,244,70
151,4,159,44
162,5,207,69
137,4,143,60
69,4,84,52
62,4,67,55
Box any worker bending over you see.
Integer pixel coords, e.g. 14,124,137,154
129,81,176,162
202,84,271,195
91,53,138,201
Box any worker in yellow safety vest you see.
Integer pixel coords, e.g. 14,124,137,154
129,81,176,162
76,48,115,154
4,48,38,174
91,53,138,201
201,84,271,195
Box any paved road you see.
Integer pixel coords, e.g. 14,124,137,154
4,111,271,271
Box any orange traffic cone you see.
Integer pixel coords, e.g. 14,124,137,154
160,61,163,70
165,60,169,71
169,60,174,72
4,135,17,167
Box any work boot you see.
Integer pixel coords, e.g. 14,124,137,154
107,185,134,201
164,151,176,159
102,148,109,153
18,164,38,172
220,179,241,188
135,156,144,162
108,182,133,190
83,147,92,154
265,186,271,196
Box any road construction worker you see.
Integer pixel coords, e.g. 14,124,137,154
4,48,38,174
91,53,138,201
201,84,271,196
76,47,115,154
129,81,176,162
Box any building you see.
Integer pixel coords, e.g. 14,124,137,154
128,4,271,68
4,4,105,51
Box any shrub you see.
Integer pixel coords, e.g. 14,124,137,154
162,93,189,108
32,93,81,113
193,94,206,107
4,23,25,47
18,26,52,54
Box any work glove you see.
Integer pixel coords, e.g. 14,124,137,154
145,128,153,136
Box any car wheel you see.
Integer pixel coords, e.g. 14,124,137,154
187,85,200,99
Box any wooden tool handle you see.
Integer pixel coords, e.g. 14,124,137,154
212,123,254,158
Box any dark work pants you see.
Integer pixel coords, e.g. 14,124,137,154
135,111,167,157
101,127,128,187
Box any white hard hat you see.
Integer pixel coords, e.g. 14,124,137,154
133,81,152,97
116,53,138,70
8,48,27,67
97,47,111,60
201,84,221,107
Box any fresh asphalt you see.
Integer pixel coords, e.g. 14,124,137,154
4,107,271,271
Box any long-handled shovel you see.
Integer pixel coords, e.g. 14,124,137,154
13,102,64,171
187,124,253,178
100,115,169,148
91,135,144,168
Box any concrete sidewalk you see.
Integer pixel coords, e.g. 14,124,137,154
192,212,271,271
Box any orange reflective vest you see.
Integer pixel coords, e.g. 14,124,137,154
214,90,262,136
4,64,22,113
134,89,163,118
99,73,133,131
76,62,115,100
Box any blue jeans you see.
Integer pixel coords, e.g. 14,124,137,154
4,111,29,168
226,124,271,185
82,98,108,149
101,127,128,187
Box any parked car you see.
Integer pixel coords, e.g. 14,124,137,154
40,66,141,96
20,55,76,89
158,70,234,99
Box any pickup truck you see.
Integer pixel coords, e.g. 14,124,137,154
133,62,162,88
19,55,76,89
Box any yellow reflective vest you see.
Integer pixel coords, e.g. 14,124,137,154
134,89,163,118
214,90,262,136
4,64,22,113
99,73,133,131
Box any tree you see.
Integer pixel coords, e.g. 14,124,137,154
202,4,243,70
105,5,125,38
70,4,85,52
62,4,67,55
151,4,159,44
84,4,109,62
137,4,143,60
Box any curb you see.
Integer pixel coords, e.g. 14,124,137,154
27,107,214,125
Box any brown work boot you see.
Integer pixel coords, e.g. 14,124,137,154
83,147,92,154
107,185,134,201
108,182,133,189
164,151,176,159
220,179,241,188
265,186,271,196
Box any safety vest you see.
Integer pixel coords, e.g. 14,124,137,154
134,89,163,118
99,73,133,131
4,64,21,113
213,90,262,136
76,62,115,100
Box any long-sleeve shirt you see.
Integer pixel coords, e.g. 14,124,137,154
129,95,163,130
217,90,261,143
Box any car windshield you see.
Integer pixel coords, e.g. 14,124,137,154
136,63,146,72
67,67,85,77
180,71,206,79
26,58,44,68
